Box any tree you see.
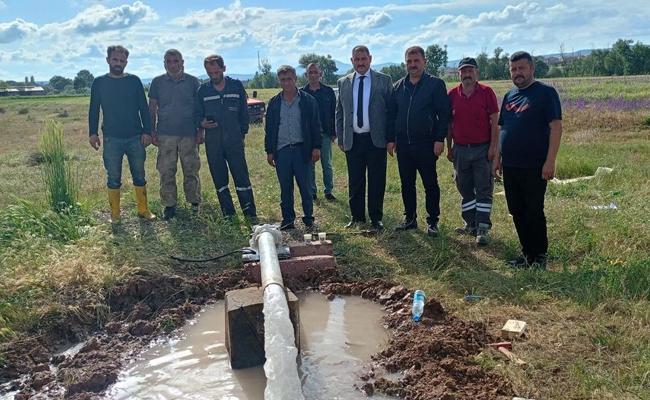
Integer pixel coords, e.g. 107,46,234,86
533,57,549,78
298,53,339,84
49,75,73,92
425,44,448,77
380,63,406,81
73,70,94,91
247,59,278,89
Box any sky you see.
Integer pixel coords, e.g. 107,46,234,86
1,0,650,81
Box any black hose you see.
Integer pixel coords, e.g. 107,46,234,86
170,248,254,263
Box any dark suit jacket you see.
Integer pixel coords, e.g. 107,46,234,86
335,69,392,151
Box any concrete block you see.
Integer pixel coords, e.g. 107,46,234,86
501,319,528,339
288,240,333,257
245,255,336,283
225,286,300,369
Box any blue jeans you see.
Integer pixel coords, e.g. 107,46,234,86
103,135,147,189
309,135,334,195
275,144,313,225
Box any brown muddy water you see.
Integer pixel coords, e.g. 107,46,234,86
105,293,393,400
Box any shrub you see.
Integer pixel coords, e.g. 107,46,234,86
17,107,29,115
39,121,79,212
57,109,69,118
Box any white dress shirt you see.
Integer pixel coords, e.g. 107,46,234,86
352,70,371,133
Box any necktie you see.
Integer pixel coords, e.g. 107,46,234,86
357,75,365,129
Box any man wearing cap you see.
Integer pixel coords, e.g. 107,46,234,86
495,51,562,269
148,49,202,220
386,45,450,236
447,57,499,245
196,54,257,221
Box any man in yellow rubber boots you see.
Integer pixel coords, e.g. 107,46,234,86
88,45,156,224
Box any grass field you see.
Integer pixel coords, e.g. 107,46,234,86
1,75,649,399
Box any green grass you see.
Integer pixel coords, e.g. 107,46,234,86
1,76,649,399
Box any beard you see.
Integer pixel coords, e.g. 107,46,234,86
110,66,124,76
211,76,224,85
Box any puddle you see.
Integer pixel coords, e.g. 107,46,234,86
105,293,392,399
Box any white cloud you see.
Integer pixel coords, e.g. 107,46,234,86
354,11,393,29
0,19,38,43
42,1,157,35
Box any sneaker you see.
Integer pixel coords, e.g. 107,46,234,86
395,218,417,231
303,218,315,231
455,224,477,236
476,229,489,246
163,206,176,220
530,254,548,269
324,193,337,201
427,224,439,237
507,255,531,268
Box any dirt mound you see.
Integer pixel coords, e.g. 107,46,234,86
320,279,512,400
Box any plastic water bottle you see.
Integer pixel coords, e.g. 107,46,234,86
412,290,425,321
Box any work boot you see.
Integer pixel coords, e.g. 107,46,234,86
107,188,121,224
507,255,531,269
191,203,200,215
455,224,476,236
134,185,156,220
476,230,488,245
395,217,417,231
163,206,176,220
530,254,548,269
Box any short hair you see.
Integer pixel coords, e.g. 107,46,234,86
352,45,370,56
107,45,129,58
204,54,224,67
276,65,296,76
306,63,321,72
164,49,183,60
510,51,533,64
405,46,425,58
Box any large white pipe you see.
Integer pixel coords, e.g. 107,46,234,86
252,225,304,400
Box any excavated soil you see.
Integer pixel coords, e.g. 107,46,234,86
1,266,512,399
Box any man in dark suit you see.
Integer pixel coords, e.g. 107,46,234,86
335,45,393,231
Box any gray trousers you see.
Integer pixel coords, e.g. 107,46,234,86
452,143,493,229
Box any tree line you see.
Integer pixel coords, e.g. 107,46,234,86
3,38,650,93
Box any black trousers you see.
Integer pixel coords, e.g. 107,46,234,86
345,133,387,222
396,143,440,225
503,166,548,258
204,129,257,218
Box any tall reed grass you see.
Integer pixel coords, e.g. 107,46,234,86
39,120,79,213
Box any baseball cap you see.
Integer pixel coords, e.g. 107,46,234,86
458,57,478,69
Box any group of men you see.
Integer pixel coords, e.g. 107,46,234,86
88,44,561,269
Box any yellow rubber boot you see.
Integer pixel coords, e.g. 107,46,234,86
134,185,156,220
107,188,121,224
